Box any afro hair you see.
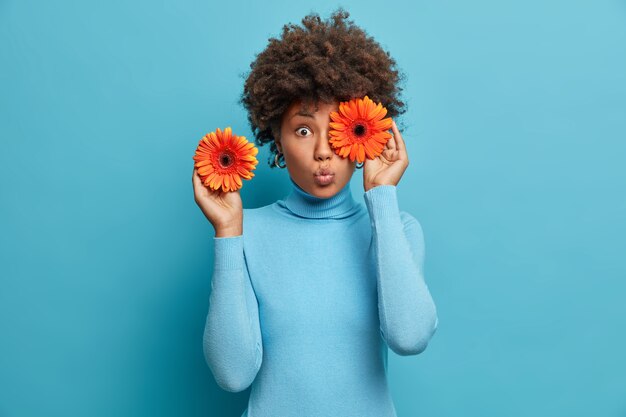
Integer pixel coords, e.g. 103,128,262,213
239,7,408,168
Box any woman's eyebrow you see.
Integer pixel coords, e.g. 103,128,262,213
290,110,315,120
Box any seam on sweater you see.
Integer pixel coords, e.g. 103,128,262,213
365,193,391,345
243,246,263,373
373,220,390,345
213,267,244,272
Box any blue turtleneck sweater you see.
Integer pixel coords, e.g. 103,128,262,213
203,176,438,417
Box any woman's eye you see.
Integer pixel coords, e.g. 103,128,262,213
296,127,311,137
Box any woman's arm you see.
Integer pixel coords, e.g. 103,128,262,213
203,235,263,391
363,185,439,356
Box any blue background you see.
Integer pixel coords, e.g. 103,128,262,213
1,1,625,416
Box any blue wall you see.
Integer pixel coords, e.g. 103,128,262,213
1,1,625,416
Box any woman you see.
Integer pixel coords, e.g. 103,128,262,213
192,8,438,417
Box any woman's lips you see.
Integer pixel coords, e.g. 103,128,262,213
314,173,335,185
315,168,334,176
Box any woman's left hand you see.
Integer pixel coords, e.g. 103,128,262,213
363,119,409,192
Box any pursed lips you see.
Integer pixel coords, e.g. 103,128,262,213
315,169,335,176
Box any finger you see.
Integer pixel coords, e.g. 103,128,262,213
386,130,396,150
193,167,207,189
193,167,202,185
391,119,405,153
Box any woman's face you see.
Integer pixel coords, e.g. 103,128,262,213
276,99,356,198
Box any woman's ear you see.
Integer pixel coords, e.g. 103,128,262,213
271,121,283,153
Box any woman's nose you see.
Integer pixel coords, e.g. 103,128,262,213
314,129,334,160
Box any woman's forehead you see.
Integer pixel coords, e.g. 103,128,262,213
288,98,338,115
289,98,318,112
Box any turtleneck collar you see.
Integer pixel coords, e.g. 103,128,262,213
280,176,361,219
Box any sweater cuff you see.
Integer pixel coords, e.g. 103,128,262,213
363,185,401,227
213,234,244,270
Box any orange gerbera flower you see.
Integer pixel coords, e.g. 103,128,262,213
192,127,259,192
328,95,393,163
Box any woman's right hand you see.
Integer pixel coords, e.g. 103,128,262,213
192,167,243,237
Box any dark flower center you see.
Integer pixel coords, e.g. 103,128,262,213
353,123,367,137
218,152,235,168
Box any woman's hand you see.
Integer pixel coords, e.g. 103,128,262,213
363,119,409,192
192,167,243,237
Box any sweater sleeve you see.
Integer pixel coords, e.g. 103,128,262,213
363,185,439,356
203,234,263,392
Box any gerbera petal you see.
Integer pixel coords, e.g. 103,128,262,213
363,142,376,159
329,110,340,123
357,143,365,163
233,174,242,188
194,158,212,167
341,101,356,120
374,118,393,130
371,131,390,143
357,98,366,118
198,165,214,176
331,138,350,147
363,96,375,115
209,174,221,190
372,141,385,153
329,122,347,131
370,102,384,119
349,144,358,161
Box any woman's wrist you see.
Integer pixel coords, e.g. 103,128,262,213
214,223,243,238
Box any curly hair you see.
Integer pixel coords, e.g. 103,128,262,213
239,7,408,168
